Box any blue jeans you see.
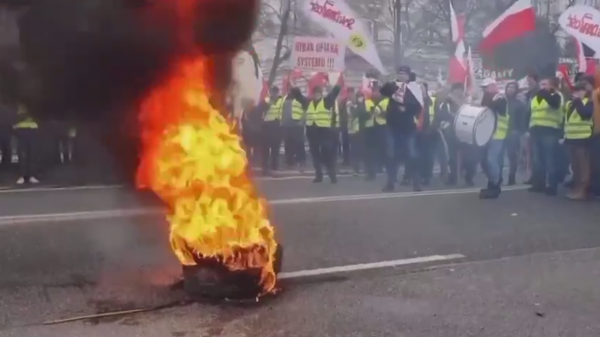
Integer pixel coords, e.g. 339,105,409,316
486,139,505,185
385,130,417,184
531,133,559,187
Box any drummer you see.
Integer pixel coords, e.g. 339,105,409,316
433,82,477,186
479,78,508,199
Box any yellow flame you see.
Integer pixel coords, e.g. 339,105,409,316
136,57,277,295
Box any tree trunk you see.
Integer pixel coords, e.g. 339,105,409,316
267,0,291,86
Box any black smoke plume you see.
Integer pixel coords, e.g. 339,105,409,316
16,0,259,182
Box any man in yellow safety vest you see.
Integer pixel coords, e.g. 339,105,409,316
563,81,594,200
261,86,284,176
363,86,389,180
479,78,508,199
280,93,307,170
289,77,342,183
528,76,563,195
13,104,40,185
346,90,364,175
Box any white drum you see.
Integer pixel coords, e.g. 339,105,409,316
454,105,497,147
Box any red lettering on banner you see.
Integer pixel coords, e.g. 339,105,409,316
567,12,600,37
295,42,315,52
296,57,336,69
315,42,339,55
309,0,355,30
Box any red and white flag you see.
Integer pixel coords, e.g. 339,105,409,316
447,0,467,84
449,0,464,43
448,39,467,84
479,0,536,51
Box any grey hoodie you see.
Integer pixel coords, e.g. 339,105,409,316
505,82,528,133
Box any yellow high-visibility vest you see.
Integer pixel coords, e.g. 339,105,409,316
13,104,38,129
428,97,436,124
493,110,509,140
264,97,284,121
306,99,334,128
364,98,388,127
565,98,593,139
529,94,562,129
288,97,305,121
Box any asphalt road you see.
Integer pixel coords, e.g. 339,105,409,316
2,171,600,336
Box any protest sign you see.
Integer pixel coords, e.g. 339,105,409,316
559,5,600,55
290,37,345,72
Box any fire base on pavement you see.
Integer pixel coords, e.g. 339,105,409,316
182,244,283,301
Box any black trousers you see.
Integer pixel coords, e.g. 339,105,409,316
417,131,435,182
504,132,521,181
283,125,306,167
242,127,261,166
306,125,337,177
364,126,386,178
260,121,282,173
348,132,364,173
340,128,350,165
15,128,38,180
0,128,11,167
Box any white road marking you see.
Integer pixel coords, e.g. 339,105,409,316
278,254,466,280
0,185,528,226
0,184,125,194
270,185,528,205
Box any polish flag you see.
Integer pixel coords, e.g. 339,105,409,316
479,0,536,52
449,0,464,42
448,39,467,84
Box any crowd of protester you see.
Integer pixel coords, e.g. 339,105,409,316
238,67,600,200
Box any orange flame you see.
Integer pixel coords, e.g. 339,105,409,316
136,57,277,295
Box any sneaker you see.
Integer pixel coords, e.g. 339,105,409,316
16,177,25,185
313,176,323,183
29,177,40,184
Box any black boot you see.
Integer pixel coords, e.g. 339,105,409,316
313,171,323,183
479,183,500,199
507,173,516,186
382,182,395,192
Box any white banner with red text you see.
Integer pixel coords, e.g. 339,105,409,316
301,0,385,74
559,5,600,56
290,37,345,72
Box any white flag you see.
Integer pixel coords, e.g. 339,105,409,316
301,0,385,73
